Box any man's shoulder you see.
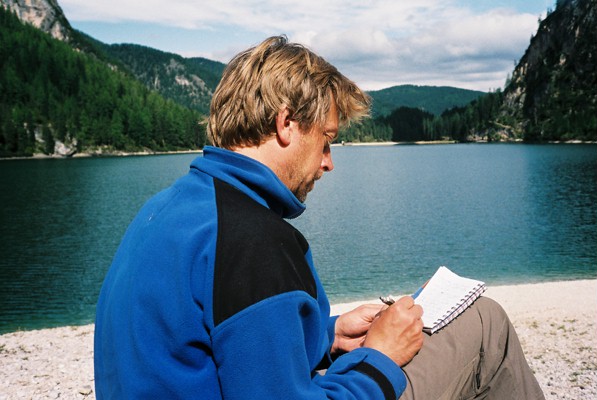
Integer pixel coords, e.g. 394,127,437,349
212,178,316,326
214,178,306,245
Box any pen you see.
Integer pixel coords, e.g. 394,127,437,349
412,285,424,299
379,295,395,306
380,280,429,305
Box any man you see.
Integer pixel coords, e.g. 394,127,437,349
94,36,544,399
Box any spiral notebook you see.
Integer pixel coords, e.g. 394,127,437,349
414,266,486,334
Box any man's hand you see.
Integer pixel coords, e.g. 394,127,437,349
363,296,424,367
331,304,386,355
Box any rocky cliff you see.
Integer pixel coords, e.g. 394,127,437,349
502,0,596,141
99,43,225,115
1,0,72,41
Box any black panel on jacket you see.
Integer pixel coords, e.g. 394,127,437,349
212,178,316,327
354,363,396,400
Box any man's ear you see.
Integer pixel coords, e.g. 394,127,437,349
275,107,293,147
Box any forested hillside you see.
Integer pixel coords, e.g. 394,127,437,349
423,90,505,142
339,90,501,143
0,7,205,157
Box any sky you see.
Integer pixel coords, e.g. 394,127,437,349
59,0,556,92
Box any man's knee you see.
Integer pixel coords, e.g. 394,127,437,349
472,296,521,367
474,296,510,325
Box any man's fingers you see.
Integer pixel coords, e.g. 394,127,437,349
412,304,424,319
396,295,415,309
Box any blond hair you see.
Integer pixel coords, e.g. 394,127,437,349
207,35,370,148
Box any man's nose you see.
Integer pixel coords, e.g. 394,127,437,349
321,150,334,172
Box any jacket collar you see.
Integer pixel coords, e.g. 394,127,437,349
191,146,306,219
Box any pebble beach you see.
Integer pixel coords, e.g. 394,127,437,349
1,279,596,399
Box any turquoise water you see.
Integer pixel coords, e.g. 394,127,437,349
293,144,597,301
1,144,596,333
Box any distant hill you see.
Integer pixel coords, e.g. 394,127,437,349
367,85,486,117
68,33,226,116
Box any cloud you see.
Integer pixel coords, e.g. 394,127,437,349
59,0,542,91
296,7,538,90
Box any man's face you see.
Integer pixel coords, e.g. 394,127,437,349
289,102,338,202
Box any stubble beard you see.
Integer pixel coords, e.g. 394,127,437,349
294,172,322,203
293,180,312,203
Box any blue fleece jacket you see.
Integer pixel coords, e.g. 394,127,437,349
94,146,406,399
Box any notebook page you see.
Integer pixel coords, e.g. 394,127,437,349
414,266,484,328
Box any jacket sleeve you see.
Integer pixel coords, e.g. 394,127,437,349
210,290,407,400
314,315,339,371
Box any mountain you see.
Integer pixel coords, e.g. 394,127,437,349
96,43,225,115
501,0,596,141
1,0,224,116
0,0,496,148
423,0,596,143
367,85,486,117
3,0,487,123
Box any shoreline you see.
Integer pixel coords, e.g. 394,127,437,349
333,139,597,147
3,140,596,161
1,279,596,399
334,140,458,146
0,148,203,161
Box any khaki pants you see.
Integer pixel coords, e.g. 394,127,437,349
400,297,545,400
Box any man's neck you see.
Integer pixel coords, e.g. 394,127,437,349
231,139,288,185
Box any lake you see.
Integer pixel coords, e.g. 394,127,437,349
1,143,596,333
